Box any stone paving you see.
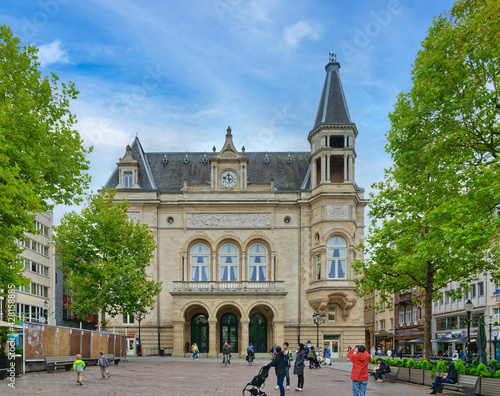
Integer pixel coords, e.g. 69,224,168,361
3,357,434,396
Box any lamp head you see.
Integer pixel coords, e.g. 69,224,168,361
464,299,474,313
42,300,49,310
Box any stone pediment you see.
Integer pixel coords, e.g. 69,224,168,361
211,126,247,163
117,145,138,167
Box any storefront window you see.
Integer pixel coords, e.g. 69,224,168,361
436,318,446,331
446,316,459,330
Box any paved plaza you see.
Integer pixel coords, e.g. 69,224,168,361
3,357,433,396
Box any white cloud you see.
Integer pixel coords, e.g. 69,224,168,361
37,40,70,67
282,21,321,48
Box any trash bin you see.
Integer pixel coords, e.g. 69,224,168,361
159,348,165,357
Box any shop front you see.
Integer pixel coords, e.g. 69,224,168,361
374,335,393,355
395,333,424,356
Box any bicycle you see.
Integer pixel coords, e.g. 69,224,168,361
247,352,254,366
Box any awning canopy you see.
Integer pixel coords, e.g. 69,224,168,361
0,321,23,330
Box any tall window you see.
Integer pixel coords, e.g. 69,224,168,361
328,307,336,322
316,255,321,280
399,308,404,326
405,306,411,324
123,314,134,324
191,243,210,281
478,282,484,297
219,243,239,281
248,243,268,281
412,305,417,323
327,236,346,279
124,172,132,187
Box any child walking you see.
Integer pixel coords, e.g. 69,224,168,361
73,354,85,386
98,351,110,379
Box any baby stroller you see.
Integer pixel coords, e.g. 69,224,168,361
242,365,270,396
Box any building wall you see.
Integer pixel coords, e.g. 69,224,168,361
15,212,55,325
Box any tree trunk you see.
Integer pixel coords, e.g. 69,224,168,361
101,308,106,331
1,289,7,322
423,261,434,362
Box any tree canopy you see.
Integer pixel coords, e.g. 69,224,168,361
0,25,91,318
53,190,162,329
353,0,499,361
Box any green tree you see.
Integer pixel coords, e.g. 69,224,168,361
353,0,499,361
0,25,91,320
53,190,162,330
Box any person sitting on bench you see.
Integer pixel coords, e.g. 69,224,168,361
373,358,391,382
429,363,458,394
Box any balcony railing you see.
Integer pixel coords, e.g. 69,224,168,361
171,281,285,292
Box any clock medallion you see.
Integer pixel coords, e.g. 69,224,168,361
221,170,237,188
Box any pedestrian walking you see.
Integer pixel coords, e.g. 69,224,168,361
73,354,86,386
293,343,306,391
348,344,371,396
98,351,110,379
267,345,286,396
282,342,292,390
192,343,199,359
324,346,331,365
391,348,396,359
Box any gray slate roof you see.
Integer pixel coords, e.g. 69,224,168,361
313,61,352,130
105,138,311,192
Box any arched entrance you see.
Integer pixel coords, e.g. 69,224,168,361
220,313,238,352
249,313,267,353
191,313,209,353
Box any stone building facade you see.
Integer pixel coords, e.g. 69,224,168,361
104,56,368,358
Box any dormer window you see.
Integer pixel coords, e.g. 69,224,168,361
124,172,133,188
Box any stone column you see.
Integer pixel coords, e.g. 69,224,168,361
241,254,246,281
212,253,217,281
240,318,250,356
326,154,331,182
320,155,326,184
208,318,218,358
182,253,187,281
271,254,276,281
273,320,285,344
344,154,348,182
344,134,348,148
349,155,354,182
172,320,185,357
311,159,317,189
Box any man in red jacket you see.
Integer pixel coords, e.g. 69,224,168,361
347,344,371,396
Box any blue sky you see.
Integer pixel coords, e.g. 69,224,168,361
1,0,455,224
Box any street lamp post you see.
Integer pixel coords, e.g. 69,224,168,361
313,312,326,349
487,315,495,361
133,310,146,356
464,299,474,363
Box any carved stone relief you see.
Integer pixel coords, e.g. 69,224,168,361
187,213,271,228
326,205,349,220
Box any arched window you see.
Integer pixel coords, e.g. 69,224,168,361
219,243,239,281
190,243,210,281
327,237,346,279
248,243,268,281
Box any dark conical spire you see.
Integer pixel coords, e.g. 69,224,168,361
312,53,352,129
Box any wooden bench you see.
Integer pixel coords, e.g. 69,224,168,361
44,356,75,373
371,367,399,383
436,374,479,396
104,354,121,365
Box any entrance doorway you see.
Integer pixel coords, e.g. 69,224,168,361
126,337,136,356
249,313,267,353
191,314,209,353
220,313,238,353
324,335,340,359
